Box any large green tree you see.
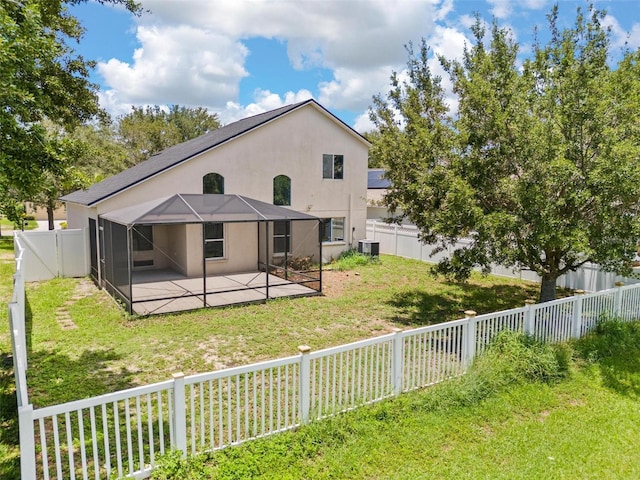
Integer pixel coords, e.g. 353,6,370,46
31,127,91,229
117,105,221,166
0,0,140,227
371,6,640,302
70,120,129,178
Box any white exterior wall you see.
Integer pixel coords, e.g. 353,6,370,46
95,105,367,234
66,103,369,268
66,203,95,229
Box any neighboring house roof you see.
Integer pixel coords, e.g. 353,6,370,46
100,194,319,226
62,99,370,207
368,169,391,189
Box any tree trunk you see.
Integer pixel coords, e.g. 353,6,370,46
539,274,557,302
47,201,55,230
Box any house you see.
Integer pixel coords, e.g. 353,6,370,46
366,168,392,221
62,99,370,314
366,168,412,224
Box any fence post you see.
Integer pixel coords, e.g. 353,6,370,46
524,299,536,336
18,404,36,480
394,224,398,256
572,290,585,338
171,372,187,456
463,310,477,369
391,328,403,396
298,345,311,424
614,281,624,319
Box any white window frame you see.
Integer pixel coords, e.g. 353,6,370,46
321,217,345,243
204,222,225,260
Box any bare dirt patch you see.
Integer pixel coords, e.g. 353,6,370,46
322,270,363,297
199,336,251,370
73,278,98,298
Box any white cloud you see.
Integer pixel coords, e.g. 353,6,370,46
353,111,375,134
487,0,512,19
318,66,393,112
222,89,314,125
487,0,547,20
602,14,640,51
523,0,547,9
95,0,451,126
98,25,248,109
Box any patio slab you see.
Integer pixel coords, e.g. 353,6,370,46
130,270,319,315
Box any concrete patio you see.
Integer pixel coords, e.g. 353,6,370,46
131,269,320,315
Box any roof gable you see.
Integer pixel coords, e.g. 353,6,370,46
62,100,369,207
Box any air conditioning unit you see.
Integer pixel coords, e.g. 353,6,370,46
358,240,379,256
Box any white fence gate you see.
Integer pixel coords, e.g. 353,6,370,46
15,229,89,281
366,220,640,292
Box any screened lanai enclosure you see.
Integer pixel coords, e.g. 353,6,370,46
95,194,322,315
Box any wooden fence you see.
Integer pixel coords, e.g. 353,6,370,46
9,236,640,479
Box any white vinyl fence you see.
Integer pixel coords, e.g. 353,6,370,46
366,220,640,292
14,229,90,281
10,237,640,479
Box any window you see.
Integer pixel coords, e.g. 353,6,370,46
204,223,224,259
320,217,345,243
322,154,344,179
132,225,153,251
273,221,291,254
273,175,291,206
132,225,154,268
203,173,224,194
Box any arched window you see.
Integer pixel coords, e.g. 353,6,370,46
203,173,224,194
273,175,291,206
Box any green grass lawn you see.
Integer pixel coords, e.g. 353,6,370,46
151,324,640,480
18,255,545,407
154,365,640,480
0,217,38,232
0,248,579,478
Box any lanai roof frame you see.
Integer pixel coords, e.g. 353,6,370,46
98,194,322,314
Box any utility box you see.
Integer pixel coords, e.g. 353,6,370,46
358,239,380,256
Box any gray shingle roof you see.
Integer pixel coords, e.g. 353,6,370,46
62,99,361,207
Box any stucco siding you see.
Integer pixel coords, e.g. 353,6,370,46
205,222,258,275
65,102,369,287
66,203,95,229
89,104,368,235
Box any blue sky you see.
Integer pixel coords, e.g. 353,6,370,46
70,0,640,132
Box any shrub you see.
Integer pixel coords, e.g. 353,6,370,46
575,319,640,363
330,248,379,271
152,450,215,479
416,330,570,411
574,319,640,397
286,255,314,271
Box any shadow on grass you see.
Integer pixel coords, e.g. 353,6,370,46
598,357,640,398
27,348,139,408
387,282,540,326
0,352,20,479
576,321,640,398
0,348,138,478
